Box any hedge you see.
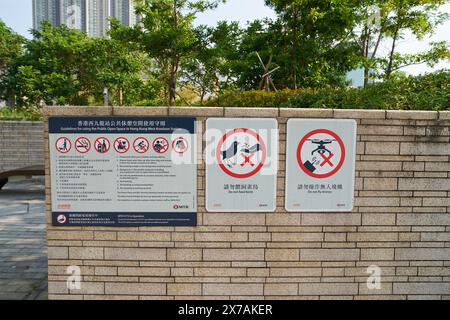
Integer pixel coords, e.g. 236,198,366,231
210,70,450,111
2,70,449,121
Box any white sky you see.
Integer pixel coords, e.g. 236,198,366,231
0,0,449,75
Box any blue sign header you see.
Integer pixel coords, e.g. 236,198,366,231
49,116,196,134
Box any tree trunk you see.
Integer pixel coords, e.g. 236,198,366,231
168,0,179,106
363,25,370,88
168,56,180,106
386,26,400,80
292,9,299,90
119,88,123,106
169,73,176,106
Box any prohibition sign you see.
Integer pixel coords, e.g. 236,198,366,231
133,137,149,154
172,137,189,154
56,214,67,224
75,137,91,154
216,128,267,179
114,137,130,154
94,137,110,154
152,137,169,154
297,129,345,179
55,137,71,154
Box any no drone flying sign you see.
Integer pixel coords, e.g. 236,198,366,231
285,119,357,212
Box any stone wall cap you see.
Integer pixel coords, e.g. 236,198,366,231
224,107,279,117
0,120,43,124
43,106,113,116
280,108,333,118
386,110,438,120
169,106,224,117
113,106,169,116
438,111,450,120
333,109,386,119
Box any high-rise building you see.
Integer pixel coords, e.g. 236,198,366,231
32,0,59,30
110,0,137,27
86,0,110,37
59,0,87,32
32,0,138,37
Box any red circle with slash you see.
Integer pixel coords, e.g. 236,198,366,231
94,137,110,154
114,137,130,154
172,137,189,154
55,137,71,154
133,137,149,154
75,137,91,154
297,129,345,179
153,137,169,154
216,128,267,179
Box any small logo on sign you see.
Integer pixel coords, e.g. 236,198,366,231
173,204,189,209
57,214,67,224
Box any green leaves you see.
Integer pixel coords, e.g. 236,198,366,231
284,70,450,111
0,23,156,108
354,0,449,83
0,20,25,70
125,0,226,104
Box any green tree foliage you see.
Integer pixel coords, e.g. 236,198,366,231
0,22,155,107
264,0,360,89
355,0,450,85
179,21,243,103
111,0,224,105
0,20,25,71
1,0,449,110
284,70,450,110
208,70,450,111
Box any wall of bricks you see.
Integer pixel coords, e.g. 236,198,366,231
0,121,44,173
44,106,450,300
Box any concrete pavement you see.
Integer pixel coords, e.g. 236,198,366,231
0,177,47,300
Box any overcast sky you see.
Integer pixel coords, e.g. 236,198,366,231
0,0,449,75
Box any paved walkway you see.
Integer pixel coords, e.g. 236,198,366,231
0,177,47,300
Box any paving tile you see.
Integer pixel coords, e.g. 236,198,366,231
0,178,47,300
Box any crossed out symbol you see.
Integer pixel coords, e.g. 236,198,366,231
297,129,346,179
216,128,267,179
320,152,334,167
240,153,255,167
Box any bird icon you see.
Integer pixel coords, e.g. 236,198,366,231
241,143,261,154
221,141,240,168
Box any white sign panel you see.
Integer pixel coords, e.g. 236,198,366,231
285,119,357,212
49,117,197,227
206,118,278,212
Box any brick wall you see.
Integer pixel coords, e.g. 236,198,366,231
0,121,44,173
44,106,450,300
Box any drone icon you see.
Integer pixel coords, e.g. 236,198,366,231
307,139,336,155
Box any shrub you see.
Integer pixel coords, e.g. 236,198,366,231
0,106,42,121
284,71,450,111
209,89,311,108
206,71,449,111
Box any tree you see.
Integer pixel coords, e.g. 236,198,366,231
112,0,224,105
1,22,153,107
179,21,242,103
0,20,25,72
355,0,450,86
264,0,359,89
